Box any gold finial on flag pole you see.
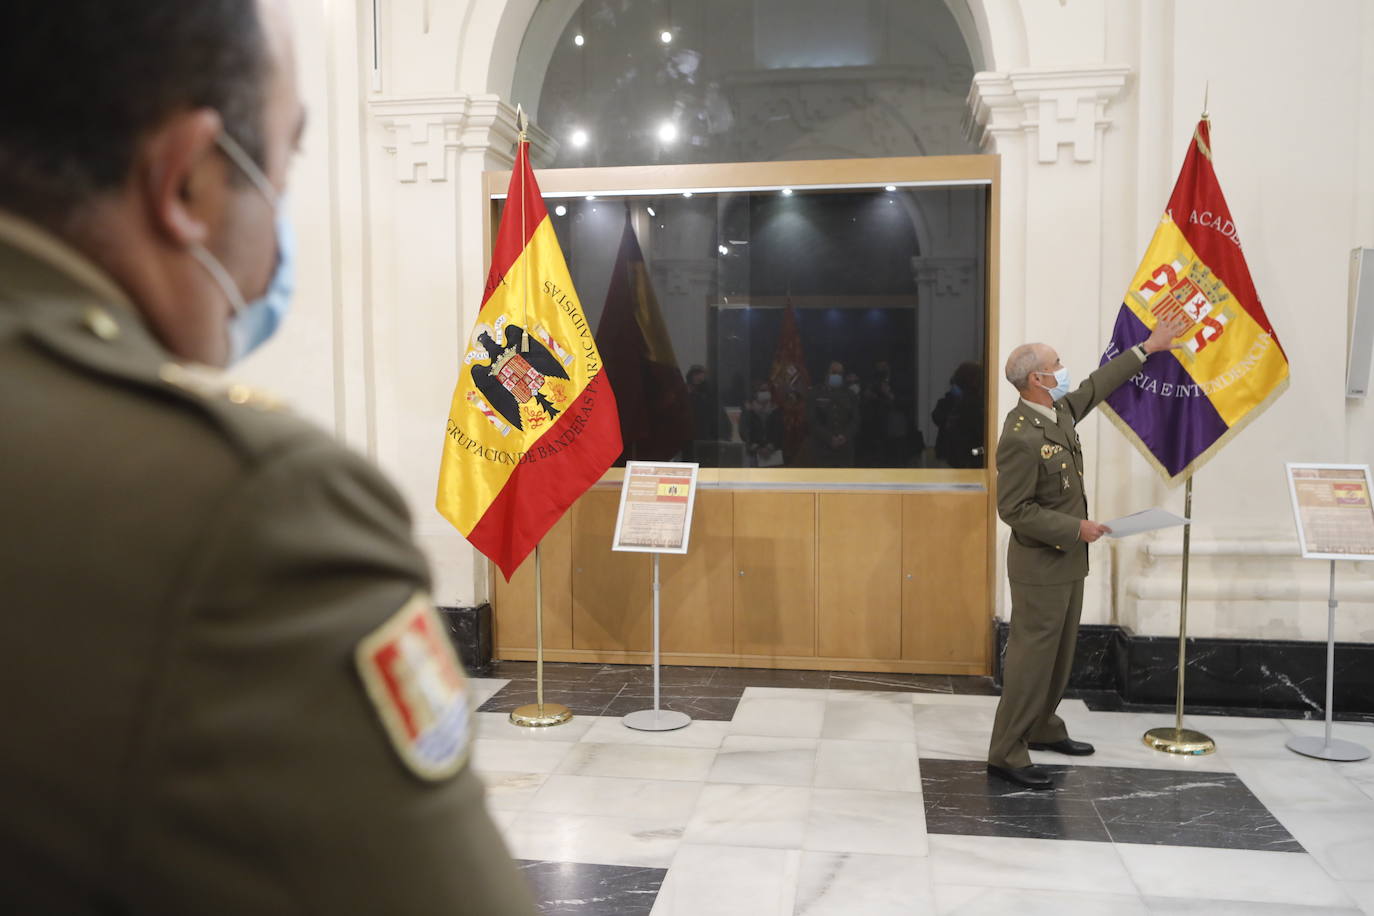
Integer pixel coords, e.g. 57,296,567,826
1201,82,1210,120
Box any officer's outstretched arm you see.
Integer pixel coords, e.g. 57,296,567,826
120,441,536,916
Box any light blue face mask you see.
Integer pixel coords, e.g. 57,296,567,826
186,131,294,365
1038,366,1071,401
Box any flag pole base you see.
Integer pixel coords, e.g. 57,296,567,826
510,703,572,728
623,709,691,732
1143,726,1215,756
1285,735,1370,762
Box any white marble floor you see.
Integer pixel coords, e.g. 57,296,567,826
467,677,1374,915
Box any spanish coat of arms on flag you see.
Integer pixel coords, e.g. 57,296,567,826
436,135,622,580
1099,118,1289,484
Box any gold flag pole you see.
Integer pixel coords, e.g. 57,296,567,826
1144,476,1214,754
507,104,570,728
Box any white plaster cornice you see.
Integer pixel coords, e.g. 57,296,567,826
371,93,558,183
967,65,1131,164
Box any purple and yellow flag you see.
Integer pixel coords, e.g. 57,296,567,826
1100,118,1288,484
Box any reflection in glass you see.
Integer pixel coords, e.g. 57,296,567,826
503,183,987,469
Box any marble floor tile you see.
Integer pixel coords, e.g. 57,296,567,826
927,834,1138,895
504,811,686,868
708,667,831,690
469,676,512,706
1116,844,1354,908
1351,770,1374,803
1269,800,1374,881
827,671,953,694
682,783,811,848
491,809,521,830
910,692,1001,708
911,703,996,735
743,686,832,700
650,844,801,916
708,736,818,786
934,885,1149,915
472,737,578,775
476,710,597,743
794,851,936,915
481,770,550,811
813,739,921,792
603,694,742,722
947,676,1000,696
820,697,917,742
1227,754,1374,811
517,859,665,916
480,687,623,717
912,728,991,761
804,787,928,856
728,696,828,738
1142,897,1363,915
1338,880,1374,915
529,775,704,823
557,743,718,782
580,715,730,749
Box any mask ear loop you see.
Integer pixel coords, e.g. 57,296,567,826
215,132,279,206
187,244,248,316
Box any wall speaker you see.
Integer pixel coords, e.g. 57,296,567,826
1349,248,1374,399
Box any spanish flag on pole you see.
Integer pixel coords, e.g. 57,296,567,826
436,132,621,580
1099,118,1288,484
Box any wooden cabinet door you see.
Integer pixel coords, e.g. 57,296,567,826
733,491,816,657
491,508,574,651
901,491,989,668
661,490,734,654
571,488,653,651
818,493,902,659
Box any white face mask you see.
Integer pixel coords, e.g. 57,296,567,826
1037,366,1071,401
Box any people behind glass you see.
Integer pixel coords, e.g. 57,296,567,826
742,380,785,467
932,361,985,468
806,360,861,467
859,359,923,467
684,364,731,466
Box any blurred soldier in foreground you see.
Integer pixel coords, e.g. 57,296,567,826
0,2,534,912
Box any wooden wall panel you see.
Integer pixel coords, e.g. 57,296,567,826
817,494,902,659
491,508,574,651
661,490,734,654
902,491,989,666
571,488,653,651
733,492,816,657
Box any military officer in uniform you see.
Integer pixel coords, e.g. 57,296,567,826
987,315,1190,790
0,2,534,912
807,360,861,466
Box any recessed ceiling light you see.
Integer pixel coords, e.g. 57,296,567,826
660,30,673,44
717,244,729,256
585,194,596,201
554,204,567,216
646,206,657,217
885,185,896,192
574,33,585,47
570,128,589,148
781,188,793,196
682,191,693,198
657,122,678,143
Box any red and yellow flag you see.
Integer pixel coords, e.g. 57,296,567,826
436,138,621,579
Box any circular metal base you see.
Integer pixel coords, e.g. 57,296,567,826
1286,735,1371,762
1143,726,1216,755
623,709,691,732
510,703,573,728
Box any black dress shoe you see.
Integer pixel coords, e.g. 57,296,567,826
1028,738,1095,756
986,763,1054,790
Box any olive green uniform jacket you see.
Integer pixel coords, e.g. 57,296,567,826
0,215,534,915
996,348,1146,584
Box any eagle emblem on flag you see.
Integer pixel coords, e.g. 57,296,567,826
466,316,572,432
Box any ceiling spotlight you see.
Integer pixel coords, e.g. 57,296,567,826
682,191,693,198
585,194,596,201
657,121,678,143
554,204,567,217
646,206,657,217
570,128,589,148
574,33,585,47
781,188,793,196
885,184,897,192
660,29,673,44
717,244,729,256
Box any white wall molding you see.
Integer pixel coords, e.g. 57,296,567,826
969,65,1130,163
372,93,557,182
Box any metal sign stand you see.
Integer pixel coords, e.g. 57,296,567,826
623,554,690,732
1285,560,1370,762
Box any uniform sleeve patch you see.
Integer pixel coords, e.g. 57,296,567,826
355,592,472,781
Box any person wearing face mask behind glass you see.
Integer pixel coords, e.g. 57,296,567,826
0,2,535,913
987,317,1191,791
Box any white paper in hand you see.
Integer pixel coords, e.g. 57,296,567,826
1103,508,1191,538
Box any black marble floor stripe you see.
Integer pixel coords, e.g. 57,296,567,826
517,860,665,916
920,758,1304,853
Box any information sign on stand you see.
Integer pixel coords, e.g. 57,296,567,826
1283,463,1374,762
613,462,699,731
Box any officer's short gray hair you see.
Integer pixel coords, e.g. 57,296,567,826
1005,344,1048,391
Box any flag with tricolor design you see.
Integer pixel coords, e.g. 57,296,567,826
1099,117,1288,485
436,136,621,580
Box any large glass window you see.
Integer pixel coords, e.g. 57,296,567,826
493,167,990,474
